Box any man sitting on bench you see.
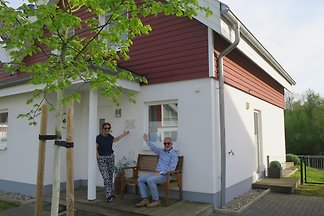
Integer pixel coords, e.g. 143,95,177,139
135,134,178,208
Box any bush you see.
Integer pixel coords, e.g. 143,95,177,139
286,153,300,165
269,160,282,168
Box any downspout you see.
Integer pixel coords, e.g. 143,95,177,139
218,4,240,208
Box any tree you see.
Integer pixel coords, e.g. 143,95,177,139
0,1,210,215
285,90,324,155
0,0,210,121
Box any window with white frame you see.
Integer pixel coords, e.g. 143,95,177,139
148,102,178,143
99,12,128,50
0,110,8,150
52,28,75,56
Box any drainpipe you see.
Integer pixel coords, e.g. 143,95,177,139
218,4,240,208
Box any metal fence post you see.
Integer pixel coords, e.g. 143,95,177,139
300,156,303,185
304,156,308,183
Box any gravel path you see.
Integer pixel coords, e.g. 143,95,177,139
222,189,268,211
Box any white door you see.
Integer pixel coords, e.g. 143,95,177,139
254,110,263,176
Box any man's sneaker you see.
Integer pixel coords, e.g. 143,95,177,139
146,200,161,208
106,195,115,202
135,198,150,207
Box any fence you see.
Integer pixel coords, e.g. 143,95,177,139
299,155,324,184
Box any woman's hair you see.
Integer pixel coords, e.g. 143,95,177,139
102,122,111,129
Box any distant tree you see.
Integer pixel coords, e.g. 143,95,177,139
285,89,324,155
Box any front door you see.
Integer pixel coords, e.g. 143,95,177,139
254,110,263,176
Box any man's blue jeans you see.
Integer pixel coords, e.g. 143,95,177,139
138,173,167,201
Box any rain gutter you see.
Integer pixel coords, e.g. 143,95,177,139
0,77,30,89
218,3,240,208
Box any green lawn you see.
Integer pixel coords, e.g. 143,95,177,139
0,200,18,211
292,166,324,197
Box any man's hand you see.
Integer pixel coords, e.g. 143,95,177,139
143,134,148,142
153,171,161,176
123,130,130,136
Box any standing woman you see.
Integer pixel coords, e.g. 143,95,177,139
96,122,129,202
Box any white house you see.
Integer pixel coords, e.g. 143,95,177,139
0,0,295,208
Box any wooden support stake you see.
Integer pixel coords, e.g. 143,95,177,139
35,104,48,216
66,100,74,216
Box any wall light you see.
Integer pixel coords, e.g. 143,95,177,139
115,108,121,118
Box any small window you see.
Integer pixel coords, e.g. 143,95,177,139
0,110,8,150
52,28,75,56
148,102,178,143
99,12,128,50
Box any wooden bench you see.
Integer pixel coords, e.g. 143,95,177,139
120,154,183,206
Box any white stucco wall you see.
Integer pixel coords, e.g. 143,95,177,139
0,92,53,185
137,78,219,193
224,84,286,188
84,78,220,194
0,90,94,187
0,77,286,198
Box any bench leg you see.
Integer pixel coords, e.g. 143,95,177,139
179,184,183,200
165,185,170,207
135,184,139,195
120,182,127,199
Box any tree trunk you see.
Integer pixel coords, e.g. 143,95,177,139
66,100,74,216
51,90,63,216
35,104,48,216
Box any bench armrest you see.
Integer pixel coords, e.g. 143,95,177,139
121,166,139,178
121,166,138,171
166,170,182,182
166,170,181,175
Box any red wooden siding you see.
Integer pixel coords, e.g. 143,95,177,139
118,14,209,84
2,10,209,85
214,34,285,108
24,6,96,66
0,6,96,84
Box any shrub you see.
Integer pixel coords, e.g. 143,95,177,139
269,160,282,168
286,153,300,165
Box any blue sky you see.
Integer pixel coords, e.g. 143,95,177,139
7,0,324,96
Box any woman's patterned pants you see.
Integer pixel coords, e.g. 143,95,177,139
97,154,115,198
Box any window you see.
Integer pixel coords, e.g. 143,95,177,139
52,28,75,56
148,102,178,143
0,110,8,150
99,12,128,50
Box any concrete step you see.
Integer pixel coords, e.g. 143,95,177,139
282,162,295,169
252,177,300,194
